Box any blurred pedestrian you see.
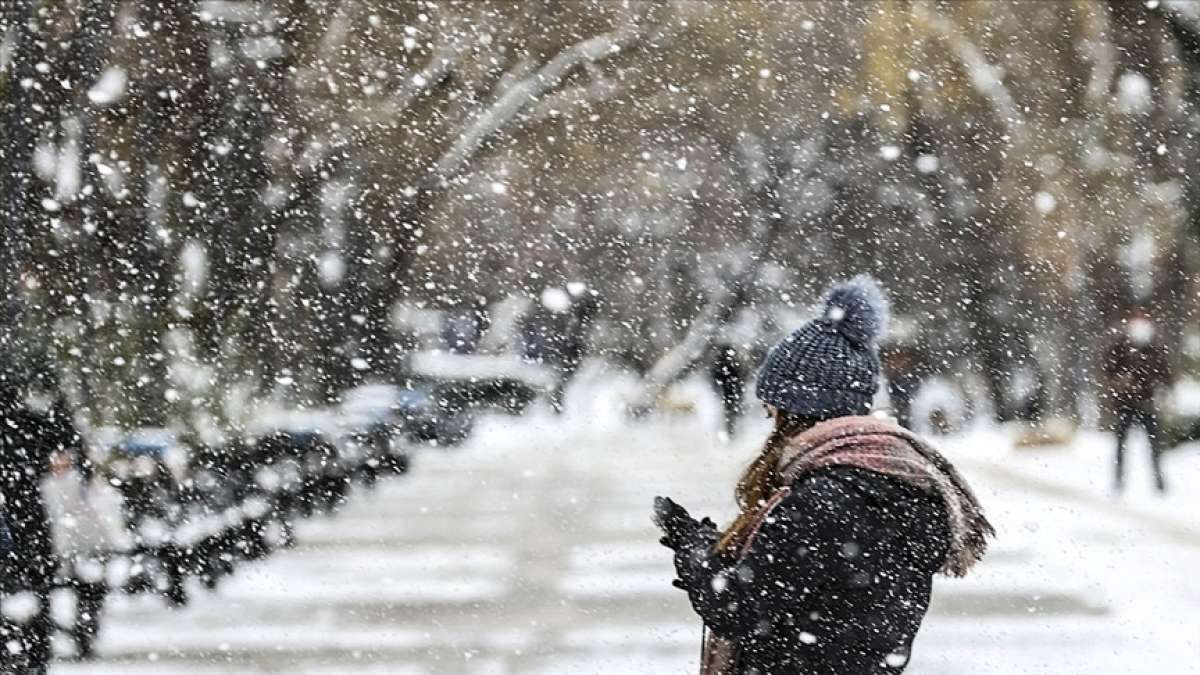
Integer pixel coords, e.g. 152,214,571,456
554,284,596,413
0,383,58,673
441,299,491,355
522,284,599,413
1103,309,1171,493
708,342,746,440
653,276,992,675
0,510,12,556
43,446,122,659
1010,358,1048,424
880,327,924,429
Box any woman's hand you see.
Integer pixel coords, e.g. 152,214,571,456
653,496,718,546
654,496,722,591
652,496,691,543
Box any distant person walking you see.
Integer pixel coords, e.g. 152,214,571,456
653,276,992,675
1103,309,1171,493
522,284,599,413
0,384,60,674
880,338,923,430
0,510,12,556
709,342,746,440
441,301,491,355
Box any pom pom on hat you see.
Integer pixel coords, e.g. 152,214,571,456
822,274,890,348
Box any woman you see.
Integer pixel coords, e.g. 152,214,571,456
654,276,993,675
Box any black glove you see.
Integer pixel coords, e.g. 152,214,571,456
653,496,719,547
695,516,719,547
654,497,721,591
653,496,695,547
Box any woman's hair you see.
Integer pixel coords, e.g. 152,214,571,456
716,410,823,552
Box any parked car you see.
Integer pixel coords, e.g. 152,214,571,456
338,407,409,483
103,429,187,534
342,382,474,448
408,351,555,415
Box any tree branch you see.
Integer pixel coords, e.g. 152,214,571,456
1161,0,1200,71
1081,4,1116,112
355,32,462,129
629,132,786,414
432,3,660,183
918,3,1028,149
1163,0,1200,32
285,10,464,216
526,71,628,125
315,0,362,65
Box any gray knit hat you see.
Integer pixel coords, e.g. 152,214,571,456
756,275,890,418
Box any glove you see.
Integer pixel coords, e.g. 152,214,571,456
695,516,719,547
653,496,697,548
653,496,720,548
654,497,721,592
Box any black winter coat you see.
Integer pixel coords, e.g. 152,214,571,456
677,466,951,675
1102,336,1170,410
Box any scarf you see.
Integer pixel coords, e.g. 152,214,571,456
775,415,992,576
701,416,993,675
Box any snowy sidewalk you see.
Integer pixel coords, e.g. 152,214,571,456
58,409,1200,674
57,412,719,674
914,428,1200,674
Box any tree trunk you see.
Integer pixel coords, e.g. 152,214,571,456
0,0,42,379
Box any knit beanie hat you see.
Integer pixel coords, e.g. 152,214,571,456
756,275,890,419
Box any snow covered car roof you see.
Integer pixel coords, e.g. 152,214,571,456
409,352,557,389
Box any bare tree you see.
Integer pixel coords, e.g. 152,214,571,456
0,0,42,379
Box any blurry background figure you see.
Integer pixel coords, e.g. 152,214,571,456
1103,308,1172,494
0,383,73,674
910,376,971,436
42,444,124,659
1010,361,1048,425
521,287,570,363
440,298,491,355
1006,337,1076,448
522,283,599,413
476,295,532,355
0,509,12,555
103,435,182,534
880,317,926,429
708,342,746,441
561,283,601,414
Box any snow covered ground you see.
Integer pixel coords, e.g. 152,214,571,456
55,376,1200,674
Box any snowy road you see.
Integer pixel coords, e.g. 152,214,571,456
57,402,1200,674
